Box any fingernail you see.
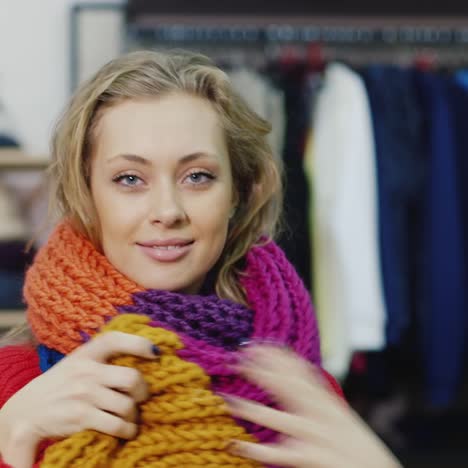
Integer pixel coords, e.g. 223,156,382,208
238,338,252,347
227,440,241,455
151,344,161,356
261,338,289,348
239,338,287,348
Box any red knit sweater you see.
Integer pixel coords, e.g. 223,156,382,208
0,345,344,466
0,346,49,467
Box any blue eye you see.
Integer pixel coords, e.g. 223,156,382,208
186,171,215,185
113,174,143,187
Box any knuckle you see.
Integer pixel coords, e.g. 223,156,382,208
99,331,119,346
122,368,142,390
70,382,90,401
70,404,89,426
126,334,152,353
100,331,147,351
69,358,94,378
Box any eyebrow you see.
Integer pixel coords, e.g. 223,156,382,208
107,152,218,165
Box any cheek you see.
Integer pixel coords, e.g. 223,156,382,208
188,193,231,232
92,185,144,241
199,209,230,257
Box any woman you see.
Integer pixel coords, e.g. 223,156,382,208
0,50,401,467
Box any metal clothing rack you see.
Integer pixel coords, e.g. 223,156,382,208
127,16,468,46
126,16,468,68
69,6,468,89
129,25,468,46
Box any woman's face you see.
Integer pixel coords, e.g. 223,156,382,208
90,93,236,294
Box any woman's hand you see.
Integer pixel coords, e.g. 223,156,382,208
226,345,402,468
0,332,159,468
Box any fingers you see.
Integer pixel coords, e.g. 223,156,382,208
70,331,155,404
73,331,159,363
224,394,318,440
90,386,138,423
230,440,305,467
99,364,149,403
241,345,323,388
88,409,138,440
235,345,333,414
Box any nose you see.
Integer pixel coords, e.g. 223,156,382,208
149,183,187,227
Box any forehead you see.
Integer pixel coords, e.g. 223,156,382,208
93,93,228,163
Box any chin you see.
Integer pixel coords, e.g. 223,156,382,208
136,276,197,294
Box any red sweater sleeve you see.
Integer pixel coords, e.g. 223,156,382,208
0,345,43,467
0,345,42,409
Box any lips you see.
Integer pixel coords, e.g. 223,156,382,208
149,244,187,250
137,238,194,248
137,239,194,263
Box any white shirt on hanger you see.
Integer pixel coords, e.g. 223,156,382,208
306,62,386,379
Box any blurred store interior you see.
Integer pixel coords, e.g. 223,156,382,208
1,1,468,466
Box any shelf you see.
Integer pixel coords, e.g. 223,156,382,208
0,149,49,170
0,310,26,328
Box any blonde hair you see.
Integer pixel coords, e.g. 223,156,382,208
49,49,283,303
1,50,283,345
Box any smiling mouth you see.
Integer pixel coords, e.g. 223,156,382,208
137,241,194,263
149,244,191,250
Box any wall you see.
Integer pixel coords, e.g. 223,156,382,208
0,0,124,155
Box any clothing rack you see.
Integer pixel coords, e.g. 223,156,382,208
127,16,468,46
126,15,468,68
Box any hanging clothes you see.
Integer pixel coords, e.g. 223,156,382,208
306,63,386,379
268,62,313,288
362,66,426,347
451,74,468,272
416,72,468,408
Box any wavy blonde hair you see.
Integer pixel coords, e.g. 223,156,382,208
1,50,283,345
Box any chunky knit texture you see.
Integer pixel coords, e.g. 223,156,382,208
21,221,321,464
0,346,41,405
0,349,342,468
42,314,260,467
